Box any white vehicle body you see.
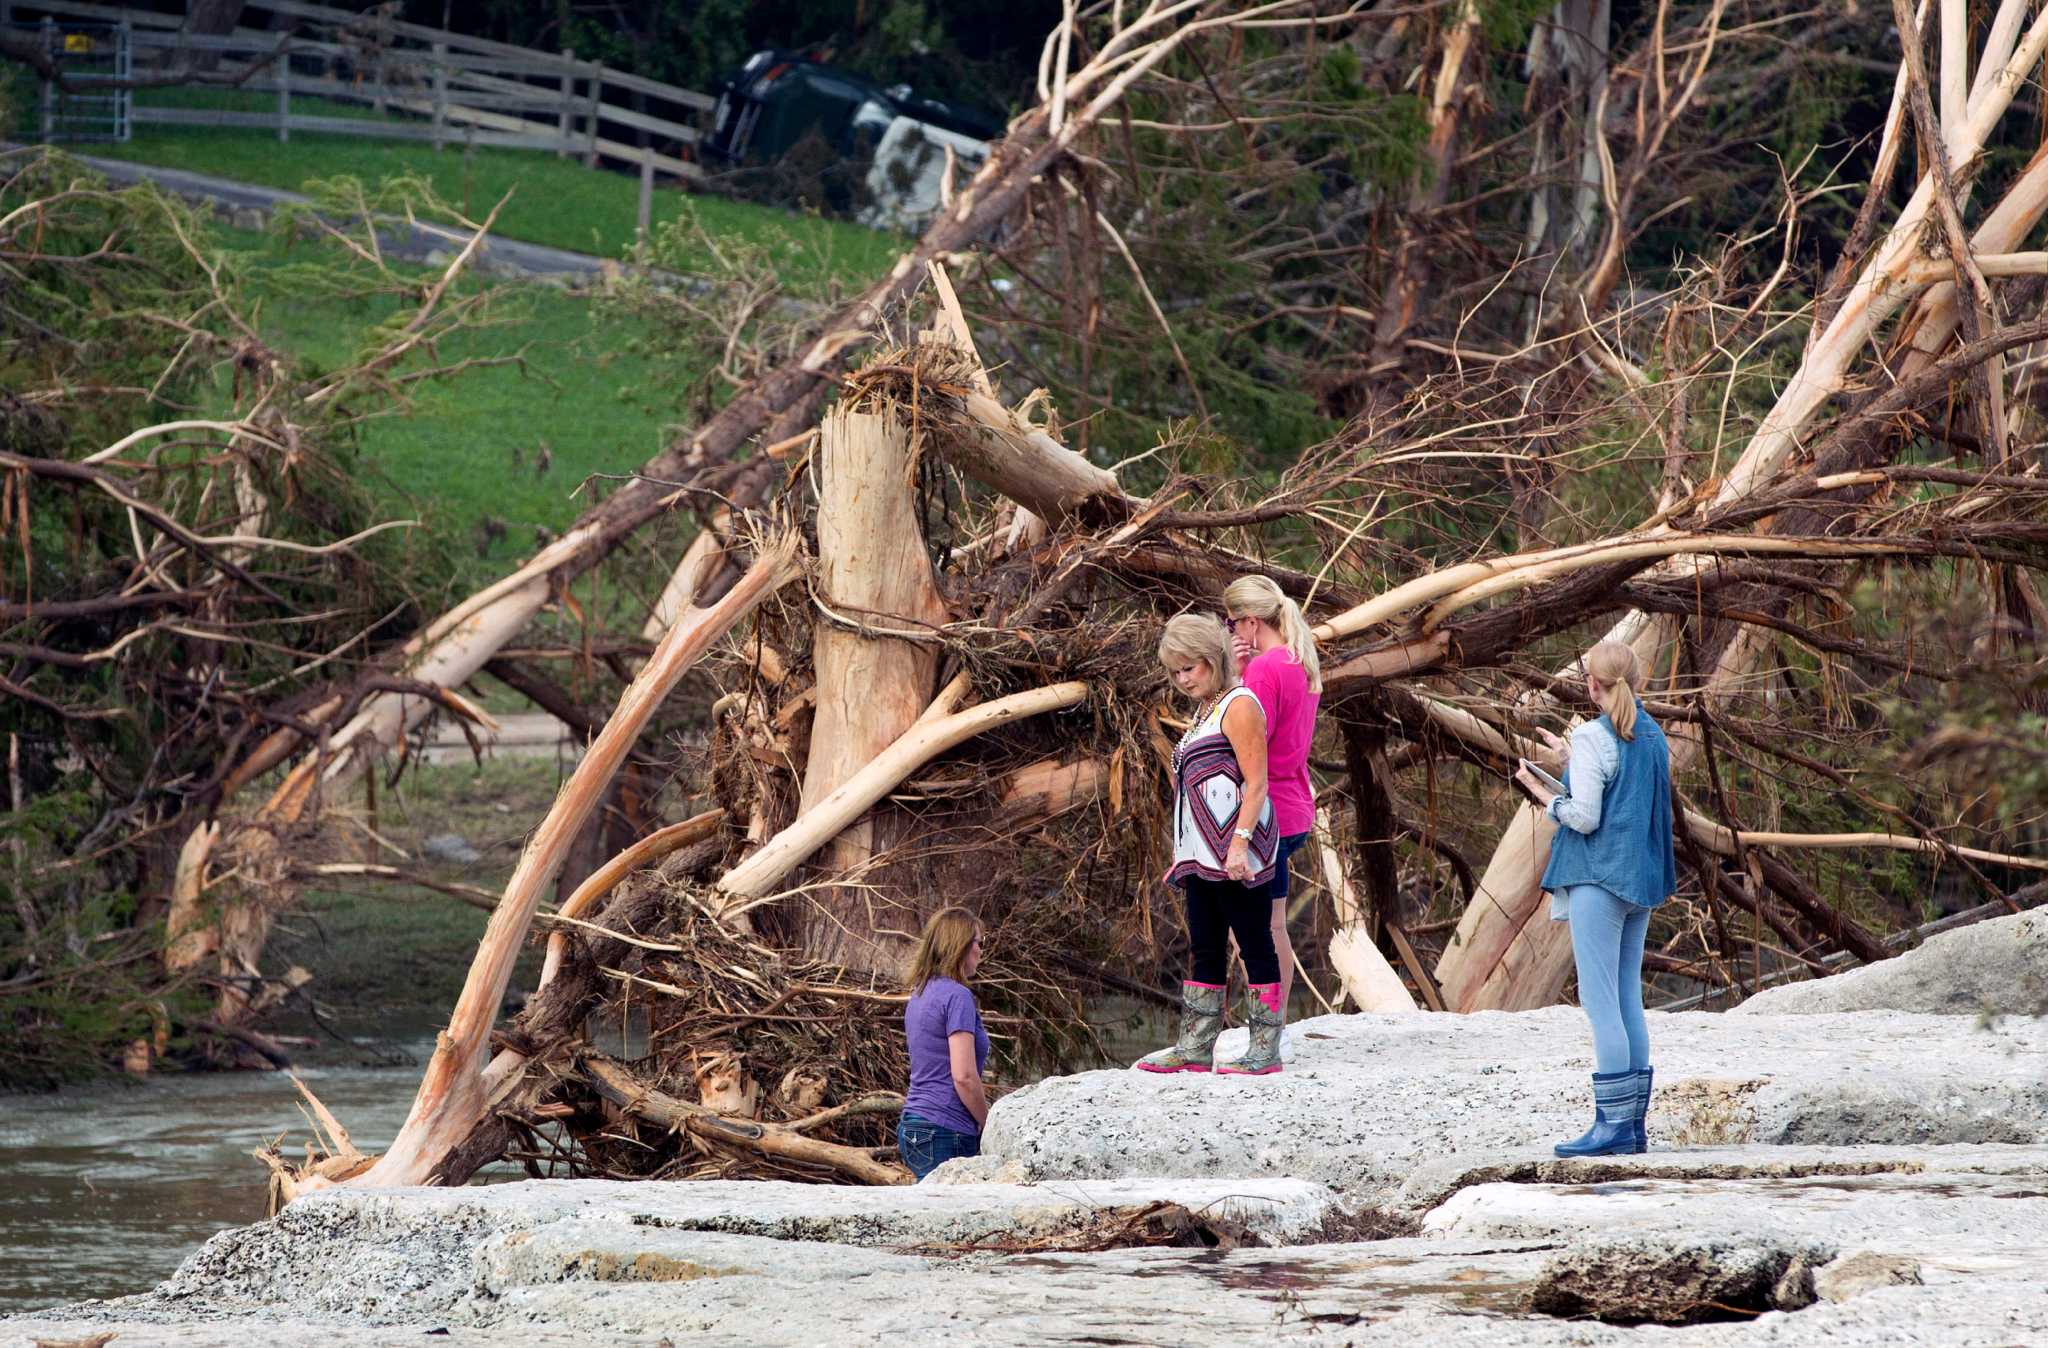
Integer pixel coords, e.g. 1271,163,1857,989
853,105,990,232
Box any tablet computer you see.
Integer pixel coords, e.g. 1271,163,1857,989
1520,759,1566,797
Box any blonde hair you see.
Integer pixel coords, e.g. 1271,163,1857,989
1584,640,1641,741
905,906,981,991
1157,612,1236,693
1223,575,1322,693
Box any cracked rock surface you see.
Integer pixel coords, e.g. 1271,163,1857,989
9,999,2046,1346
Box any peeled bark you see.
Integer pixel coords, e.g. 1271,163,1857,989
717,679,1091,906
795,405,950,972
292,536,800,1196
165,822,221,974
950,391,1129,526
999,757,1109,819
640,514,732,644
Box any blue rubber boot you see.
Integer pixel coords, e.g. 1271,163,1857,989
1630,1066,1654,1154
1554,1070,1637,1158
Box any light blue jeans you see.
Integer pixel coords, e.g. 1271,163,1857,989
1566,883,1652,1073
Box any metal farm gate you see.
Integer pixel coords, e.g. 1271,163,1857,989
7,16,131,143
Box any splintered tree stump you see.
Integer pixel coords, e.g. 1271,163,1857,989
795,404,950,974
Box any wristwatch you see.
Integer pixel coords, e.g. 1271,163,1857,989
1232,827,1254,842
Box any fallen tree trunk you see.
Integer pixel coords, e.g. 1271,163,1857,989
190,36,1176,1013
1431,23,2048,1008
1315,810,1418,1013
999,757,1109,820
536,809,728,990
295,536,800,1195
795,404,950,973
581,1053,910,1186
217,0,1229,816
717,677,1091,906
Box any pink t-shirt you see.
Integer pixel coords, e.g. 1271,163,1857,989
1243,646,1319,835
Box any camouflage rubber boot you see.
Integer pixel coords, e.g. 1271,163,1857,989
1134,981,1227,1073
1215,982,1284,1076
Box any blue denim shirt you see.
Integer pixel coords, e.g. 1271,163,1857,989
1540,705,1675,912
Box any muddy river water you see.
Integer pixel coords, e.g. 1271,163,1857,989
0,998,1176,1315
0,1041,439,1314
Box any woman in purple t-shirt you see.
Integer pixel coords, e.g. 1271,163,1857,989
898,906,990,1180
1224,576,1323,1027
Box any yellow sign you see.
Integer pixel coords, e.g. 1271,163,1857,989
62,33,94,53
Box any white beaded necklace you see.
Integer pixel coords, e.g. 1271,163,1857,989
1172,687,1229,773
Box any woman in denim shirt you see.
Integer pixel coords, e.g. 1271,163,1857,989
1516,639,1675,1157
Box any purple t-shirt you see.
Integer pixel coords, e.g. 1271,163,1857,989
1243,646,1320,836
902,976,988,1137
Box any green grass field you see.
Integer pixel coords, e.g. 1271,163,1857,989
74,91,902,595
11,88,901,576
154,97,898,590
95,87,903,289
211,222,682,593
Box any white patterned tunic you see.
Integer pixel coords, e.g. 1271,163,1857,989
1167,685,1278,887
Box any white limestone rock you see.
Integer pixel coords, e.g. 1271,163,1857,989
14,1234,2046,1347
136,1174,1343,1323
1735,908,2048,1017
1419,1168,2048,1261
981,1006,2048,1193
1391,1142,2048,1216
1813,1251,1925,1303
14,1001,2048,1348
1527,1230,1835,1323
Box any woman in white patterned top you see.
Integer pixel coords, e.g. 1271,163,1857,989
1134,613,1287,1076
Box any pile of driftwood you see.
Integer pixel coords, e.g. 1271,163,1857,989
61,0,2046,1189
276,273,2048,1193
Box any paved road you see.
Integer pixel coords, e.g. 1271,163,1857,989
26,146,616,279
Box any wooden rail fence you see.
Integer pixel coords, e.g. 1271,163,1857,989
5,0,711,182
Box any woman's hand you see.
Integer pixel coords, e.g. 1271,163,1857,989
1528,726,1568,770
1225,837,1253,882
1514,762,1558,807
1231,631,1253,667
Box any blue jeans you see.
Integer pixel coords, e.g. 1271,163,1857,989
1264,831,1311,900
898,1110,979,1180
1566,883,1652,1074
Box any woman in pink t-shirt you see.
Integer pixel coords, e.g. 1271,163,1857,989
1224,576,1323,1023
